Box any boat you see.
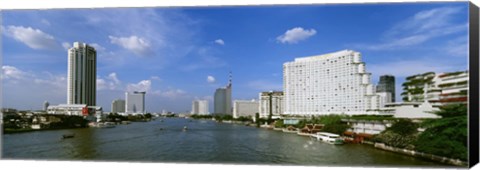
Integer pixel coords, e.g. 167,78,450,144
311,132,344,145
183,126,188,131
62,134,75,139
103,122,116,128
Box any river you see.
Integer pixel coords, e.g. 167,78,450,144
2,117,451,167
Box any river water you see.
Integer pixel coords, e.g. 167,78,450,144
2,118,450,167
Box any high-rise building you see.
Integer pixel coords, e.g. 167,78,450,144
283,50,379,115
111,99,126,113
376,75,395,103
191,100,209,115
126,91,146,115
67,42,97,106
233,100,259,118
43,101,49,111
214,73,232,115
258,91,284,118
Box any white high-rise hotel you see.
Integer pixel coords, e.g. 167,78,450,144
283,50,379,115
67,42,97,106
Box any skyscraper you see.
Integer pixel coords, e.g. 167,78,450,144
126,91,146,115
111,99,126,113
213,72,232,115
67,42,97,106
376,75,395,103
283,50,379,115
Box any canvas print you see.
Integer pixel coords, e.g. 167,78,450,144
0,2,473,168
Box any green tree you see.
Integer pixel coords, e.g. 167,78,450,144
274,119,284,128
414,104,468,160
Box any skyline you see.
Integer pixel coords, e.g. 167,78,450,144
1,2,469,112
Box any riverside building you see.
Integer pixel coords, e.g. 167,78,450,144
233,100,259,118
191,100,209,115
126,91,146,115
258,91,284,119
67,42,97,106
283,50,380,116
214,73,232,115
111,99,126,113
401,71,468,106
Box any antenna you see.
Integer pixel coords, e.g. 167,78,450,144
228,71,232,87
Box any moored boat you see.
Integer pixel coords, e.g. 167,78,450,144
311,132,344,145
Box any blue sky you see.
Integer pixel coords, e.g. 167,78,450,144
1,2,469,112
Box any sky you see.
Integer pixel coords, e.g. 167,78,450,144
0,2,469,113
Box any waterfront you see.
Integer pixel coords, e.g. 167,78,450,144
2,118,450,167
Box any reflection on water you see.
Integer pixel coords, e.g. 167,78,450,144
2,118,450,167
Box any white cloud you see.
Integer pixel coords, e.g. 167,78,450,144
62,42,71,50
1,65,28,80
207,75,216,83
181,47,227,71
3,25,59,50
41,19,51,26
89,43,106,52
358,7,466,51
108,72,121,85
97,72,122,91
151,76,161,81
160,88,187,98
247,80,283,91
127,80,151,92
369,59,463,78
276,27,316,44
109,35,152,56
214,39,225,45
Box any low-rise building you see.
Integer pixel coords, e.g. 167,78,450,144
47,104,102,116
233,100,259,118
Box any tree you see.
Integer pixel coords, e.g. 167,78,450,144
255,113,260,127
274,119,284,128
145,113,152,119
414,104,468,160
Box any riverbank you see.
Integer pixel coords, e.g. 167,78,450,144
3,127,88,134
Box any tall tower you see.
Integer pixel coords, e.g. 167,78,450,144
213,72,233,115
67,42,97,106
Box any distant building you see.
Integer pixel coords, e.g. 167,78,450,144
126,91,146,115
283,50,380,116
191,100,209,115
377,92,392,108
258,91,284,119
67,42,97,106
43,101,50,111
376,75,395,103
47,104,102,116
111,99,126,113
233,100,259,118
214,73,232,115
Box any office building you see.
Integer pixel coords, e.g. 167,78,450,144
233,100,259,118
111,99,126,113
191,100,209,115
67,42,97,106
283,49,379,115
376,75,395,103
214,73,232,115
126,91,146,115
258,91,284,119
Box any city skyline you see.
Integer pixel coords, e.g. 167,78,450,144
1,2,469,112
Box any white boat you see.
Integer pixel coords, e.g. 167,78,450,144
311,132,344,145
